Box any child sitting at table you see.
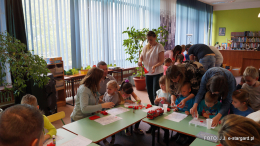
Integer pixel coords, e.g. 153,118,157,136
163,58,172,75
119,79,143,136
102,80,123,106
154,75,171,107
174,54,184,65
173,82,194,115
198,91,222,119
242,66,260,111
231,89,254,117
236,77,245,90
21,94,57,143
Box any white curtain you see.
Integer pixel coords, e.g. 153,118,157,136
77,0,160,68
160,0,176,51
22,0,72,70
0,0,12,86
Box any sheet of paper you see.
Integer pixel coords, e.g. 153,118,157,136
94,115,122,125
60,135,92,146
164,112,188,122
124,103,144,107
43,135,64,146
143,106,160,112
107,107,129,115
189,118,216,129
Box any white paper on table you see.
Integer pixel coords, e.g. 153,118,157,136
164,112,188,122
60,135,92,146
107,107,129,115
124,103,144,107
142,106,160,112
94,115,122,125
43,135,64,146
189,118,216,129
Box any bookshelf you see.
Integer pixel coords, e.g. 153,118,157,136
46,58,66,107
231,31,260,50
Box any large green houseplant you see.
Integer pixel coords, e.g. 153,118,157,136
0,32,50,103
122,26,169,90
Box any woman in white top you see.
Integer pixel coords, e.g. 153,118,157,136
138,31,164,105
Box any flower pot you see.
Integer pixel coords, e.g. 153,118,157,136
133,77,146,91
80,69,89,75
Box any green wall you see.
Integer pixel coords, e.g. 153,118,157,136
213,8,260,45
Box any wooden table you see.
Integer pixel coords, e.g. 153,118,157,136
62,105,147,143
142,111,220,146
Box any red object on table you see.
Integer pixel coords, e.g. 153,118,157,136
47,143,55,146
200,121,203,123
219,121,221,124
128,106,133,108
167,108,170,112
134,106,139,109
216,144,223,146
100,111,108,115
89,115,100,120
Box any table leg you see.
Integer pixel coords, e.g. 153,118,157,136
157,127,160,143
166,130,169,146
152,125,155,146
131,125,133,135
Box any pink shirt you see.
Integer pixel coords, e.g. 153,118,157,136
163,66,168,75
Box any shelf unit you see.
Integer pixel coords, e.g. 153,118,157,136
231,31,260,50
46,60,66,107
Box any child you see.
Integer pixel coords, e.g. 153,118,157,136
198,91,222,119
154,75,171,107
119,80,143,136
231,89,254,117
172,82,194,115
242,66,260,111
236,77,245,90
174,54,184,65
103,80,123,106
164,58,172,75
21,94,57,143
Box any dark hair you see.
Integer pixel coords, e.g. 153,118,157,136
205,91,219,103
97,61,107,68
166,65,185,93
147,31,156,38
81,67,104,93
164,58,172,64
185,44,192,51
206,75,228,99
176,54,184,63
0,104,44,146
172,45,182,61
232,89,250,105
159,75,167,85
119,80,133,94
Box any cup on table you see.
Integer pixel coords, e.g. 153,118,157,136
163,104,168,113
206,119,213,129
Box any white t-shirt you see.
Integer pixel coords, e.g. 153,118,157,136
141,43,164,75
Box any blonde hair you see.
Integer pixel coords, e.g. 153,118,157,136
81,67,104,93
21,94,38,107
243,66,259,79
107,80,124,105
159,75,166,85
219,114,260,146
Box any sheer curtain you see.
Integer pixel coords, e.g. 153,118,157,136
175,0,213,46
76,0,160,68
22,0,72,70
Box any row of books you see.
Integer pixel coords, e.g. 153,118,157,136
231,31,260,37
231,43,260,48
231,37,260,42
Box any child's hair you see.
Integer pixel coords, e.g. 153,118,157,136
205,91,219,103
119,80,133,94
218,114,260,146
232,89,249,105
241,76,245,83
21,94,38,107
243,66,259,79
182,82,191,90
80,67,104,93
107,80,118,89
181,44,185,51
176,54,184,63
159,75,166,85
164,58,172,64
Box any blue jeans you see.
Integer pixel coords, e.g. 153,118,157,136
199,55,216,70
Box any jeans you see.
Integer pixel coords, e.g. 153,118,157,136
199,55,216,70
145,73,163,105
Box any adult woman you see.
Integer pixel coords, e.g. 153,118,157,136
190,67,236,126
219,114,260,146
166,61,205,109
71,67,115,121
138,31,164,105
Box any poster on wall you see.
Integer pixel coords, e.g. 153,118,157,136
219,27,226,36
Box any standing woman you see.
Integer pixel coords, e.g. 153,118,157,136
190,67,236,126
71,67,115,122
138,31,164,105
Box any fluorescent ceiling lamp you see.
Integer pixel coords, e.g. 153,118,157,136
258,13,260,18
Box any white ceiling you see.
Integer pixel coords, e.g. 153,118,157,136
198,0,260,11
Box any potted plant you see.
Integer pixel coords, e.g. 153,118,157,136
0,32,50,103
122,26,168,90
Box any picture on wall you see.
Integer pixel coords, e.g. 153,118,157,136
219,27,226,36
